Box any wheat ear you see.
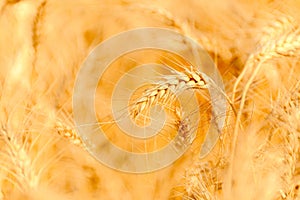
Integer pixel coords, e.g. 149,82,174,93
276,82,300,198
131,67,207,119
232,15,299,102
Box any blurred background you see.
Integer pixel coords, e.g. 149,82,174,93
0,0,299,199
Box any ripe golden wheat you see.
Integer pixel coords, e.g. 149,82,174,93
0,0,299,200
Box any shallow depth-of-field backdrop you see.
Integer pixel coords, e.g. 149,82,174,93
0,0,299,199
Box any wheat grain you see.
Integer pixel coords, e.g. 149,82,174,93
55,121,82,146
175,117,192,146
173,113,198,152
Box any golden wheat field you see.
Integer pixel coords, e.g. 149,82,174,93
0,0,300,199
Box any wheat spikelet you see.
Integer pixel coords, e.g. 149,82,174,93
55,121,82,147
271,82,300,199
0,127,37,192
182,159,226,200
175,115,193,148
